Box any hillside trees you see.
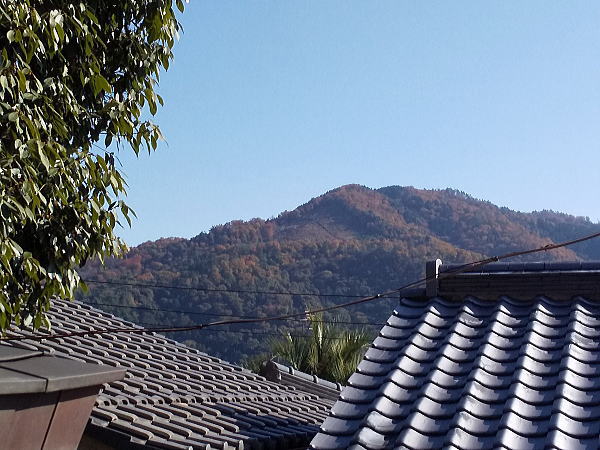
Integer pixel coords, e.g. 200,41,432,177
78,185,600,362
0,0,184,330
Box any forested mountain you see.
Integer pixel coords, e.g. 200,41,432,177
77,184,600,362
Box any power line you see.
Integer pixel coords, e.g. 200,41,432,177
131,322,376,341
82,301,386,326
82,279,387,299
5,229,600,342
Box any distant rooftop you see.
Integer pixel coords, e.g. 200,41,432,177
261,360,343,402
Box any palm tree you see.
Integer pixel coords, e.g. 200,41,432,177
270,313,372,383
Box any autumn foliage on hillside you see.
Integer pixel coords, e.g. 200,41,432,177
78,185,600,362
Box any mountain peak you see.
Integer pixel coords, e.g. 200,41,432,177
83,184,600,362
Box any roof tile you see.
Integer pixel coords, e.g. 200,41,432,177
5,300,335,449
311,295,600,449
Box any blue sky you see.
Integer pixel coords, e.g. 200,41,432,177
117,1,600,246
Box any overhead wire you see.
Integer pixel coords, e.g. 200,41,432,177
82,279,384,299
82,301,386,326
132,321,376,341
3,229,600,342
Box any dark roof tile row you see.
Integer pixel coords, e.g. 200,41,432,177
311,295,600,449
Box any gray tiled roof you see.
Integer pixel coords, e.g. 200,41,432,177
6,300,334,449
310,295,600,449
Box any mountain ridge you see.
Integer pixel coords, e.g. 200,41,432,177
79,184,600,362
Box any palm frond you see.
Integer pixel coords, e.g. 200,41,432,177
270,313,373,383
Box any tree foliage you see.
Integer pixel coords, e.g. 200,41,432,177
270,313,372,383
0,0,183,330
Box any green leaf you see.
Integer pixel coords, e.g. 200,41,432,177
55,23,65,42
38,147,50,170
17,71,26,92
33,313,42,329
84,9,99,25
92,75,111,96
149,99,157,115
